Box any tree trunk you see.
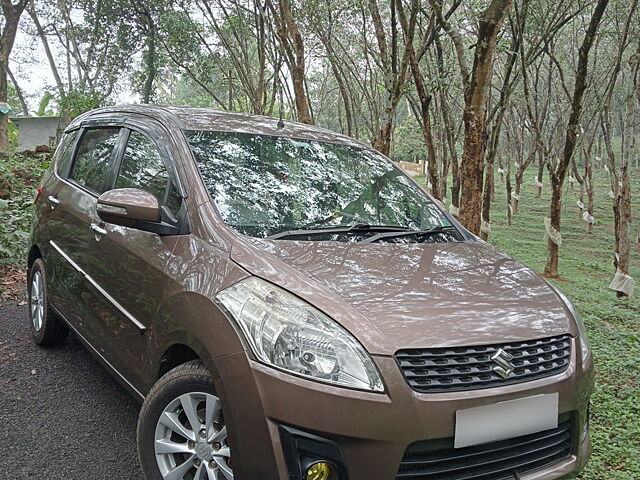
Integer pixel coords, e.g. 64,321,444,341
0,0,28,152
28,1,66,100
585,154,594,234
506,167,513,227
545,183,562,277
408,53,440,199
438,109,450,199
6,65,28,115
422,100,441,199
371,117,394,157
369,0,415,157
273,0,313,124
611,51,638,297
512,167,523,214
457,0,512,234
0,58,7,152
511,148,535,214
142,17,157,104
398,0,441,199
535,151,545,198
613,162,631,295
481,104,508,240
321,37,354,136
435,34,460,209
480,162,493,241
543,0,608,278
480,9,523,239
459,104,489,234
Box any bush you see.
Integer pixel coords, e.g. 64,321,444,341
0,152,50,262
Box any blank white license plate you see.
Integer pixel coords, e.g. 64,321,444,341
455,393,559,448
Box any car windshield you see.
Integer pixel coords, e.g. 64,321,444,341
186,130,453,240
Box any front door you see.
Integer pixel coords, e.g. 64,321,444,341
84,123,185,392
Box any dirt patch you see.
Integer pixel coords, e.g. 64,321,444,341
0,264,27,307
539,274,569,282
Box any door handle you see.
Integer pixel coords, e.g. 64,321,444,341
90,223,108,237
47,195,59,209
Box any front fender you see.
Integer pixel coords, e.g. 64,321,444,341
150,291,246,380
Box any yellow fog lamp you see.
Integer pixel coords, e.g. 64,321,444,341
306,460,337,480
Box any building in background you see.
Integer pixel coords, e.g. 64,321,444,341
10,116,64,151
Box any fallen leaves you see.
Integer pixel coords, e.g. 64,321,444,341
0,264,27,307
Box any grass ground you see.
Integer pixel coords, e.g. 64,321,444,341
472,167,640,479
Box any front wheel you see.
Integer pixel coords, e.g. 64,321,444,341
137,361,233,480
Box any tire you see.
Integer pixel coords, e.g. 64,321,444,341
137,361,233,480
28,258,68,346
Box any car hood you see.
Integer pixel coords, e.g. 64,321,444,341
230,237,574,355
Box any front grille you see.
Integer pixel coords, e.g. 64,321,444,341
396,418,573,480
395,334,572,393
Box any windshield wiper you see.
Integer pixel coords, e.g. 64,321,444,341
358,225,457,244
265,223,412,240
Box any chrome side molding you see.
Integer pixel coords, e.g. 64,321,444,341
49,240,146,332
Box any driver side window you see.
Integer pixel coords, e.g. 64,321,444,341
116,130,181,215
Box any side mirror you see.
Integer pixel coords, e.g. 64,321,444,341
97,188,169,233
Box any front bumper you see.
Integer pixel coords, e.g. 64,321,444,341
211,338,594,480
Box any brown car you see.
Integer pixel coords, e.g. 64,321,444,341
28,105,594,480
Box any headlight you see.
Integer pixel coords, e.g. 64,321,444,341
216,277,384,392
548,283,591,364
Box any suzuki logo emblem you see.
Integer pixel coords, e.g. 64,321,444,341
491,348,515,379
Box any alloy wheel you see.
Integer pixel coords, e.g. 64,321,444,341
30,270,44,332
154,391,232,480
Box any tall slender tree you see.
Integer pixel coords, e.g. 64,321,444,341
1,0,28,151
544,0,609,278
429,0,512,235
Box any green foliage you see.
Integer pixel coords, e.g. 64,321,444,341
7,119,19,148
155,9,231,108
154,75,217,107
393,115,426,163
6,83,25,115
59,90,103,118
0,153,50,262
37,92,54,116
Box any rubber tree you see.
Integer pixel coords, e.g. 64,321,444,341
268,0,313,124
0,0,28,152
429,0,512,235
543,0,609,278
397,0,442,198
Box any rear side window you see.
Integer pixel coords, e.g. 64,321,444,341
54,130,79,177
71,128,120,194
116,130,181,215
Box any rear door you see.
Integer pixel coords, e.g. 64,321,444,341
84,120,187,392
45,124,124,335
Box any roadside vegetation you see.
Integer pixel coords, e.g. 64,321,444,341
478,168,640,480
0,151,49,304
0,151,49,260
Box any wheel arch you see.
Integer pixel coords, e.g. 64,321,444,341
27,244,42,271
157,343,203,379
149,290,246,390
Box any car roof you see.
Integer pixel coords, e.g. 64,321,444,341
74,104,369,150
